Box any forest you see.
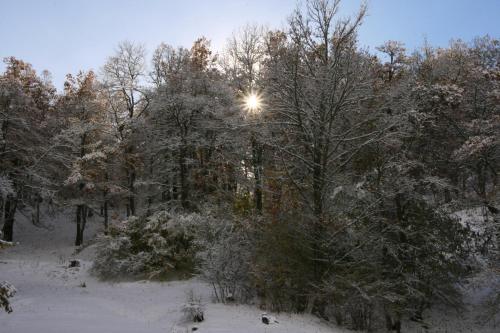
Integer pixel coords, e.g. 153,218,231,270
1,0,499,332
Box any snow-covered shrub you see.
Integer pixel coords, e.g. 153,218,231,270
194,216,254,303
182,289,205,322
0,281,16,313
92,211,198,279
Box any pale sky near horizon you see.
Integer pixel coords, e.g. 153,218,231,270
1,0,499,90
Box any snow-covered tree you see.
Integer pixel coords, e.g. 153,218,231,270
0,57,56,241
222,24,269,213
147,38,235,210
102,41,150,216
56,71,109,245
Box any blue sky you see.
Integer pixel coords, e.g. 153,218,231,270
1,0,499,90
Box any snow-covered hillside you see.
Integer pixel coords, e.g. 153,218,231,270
0,211,347,333
2,208,499,332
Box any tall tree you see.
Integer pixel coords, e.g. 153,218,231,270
0,57,55,241
222,24,268,213
57,71,107,245
265,0,378,220
102,41,149,216
148,38,235,210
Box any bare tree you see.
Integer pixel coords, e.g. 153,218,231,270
376,40,406,82
223,24,267,92
267,0,375,219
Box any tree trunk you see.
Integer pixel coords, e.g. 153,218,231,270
75,205,88,246
128,169,136,216
312,147,323,218
103,200,109,235
252,136,263,213
146,156,154,216
162,179,172,202
179,145,189,209
103,169,109,234
2,195,17,242
82,205,87,239
75,205,82,246
0,195,4,227
75,205,85,246
172,173,178,201
36,195,41,224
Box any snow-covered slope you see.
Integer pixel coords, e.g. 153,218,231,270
0,208,102,262
1,207,498,332
0,258,347,333
0,210,346,333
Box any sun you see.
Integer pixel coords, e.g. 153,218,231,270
244,93,261,112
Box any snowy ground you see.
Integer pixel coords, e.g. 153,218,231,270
1,207,499,332
0,258,344,333
0,210,345,333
